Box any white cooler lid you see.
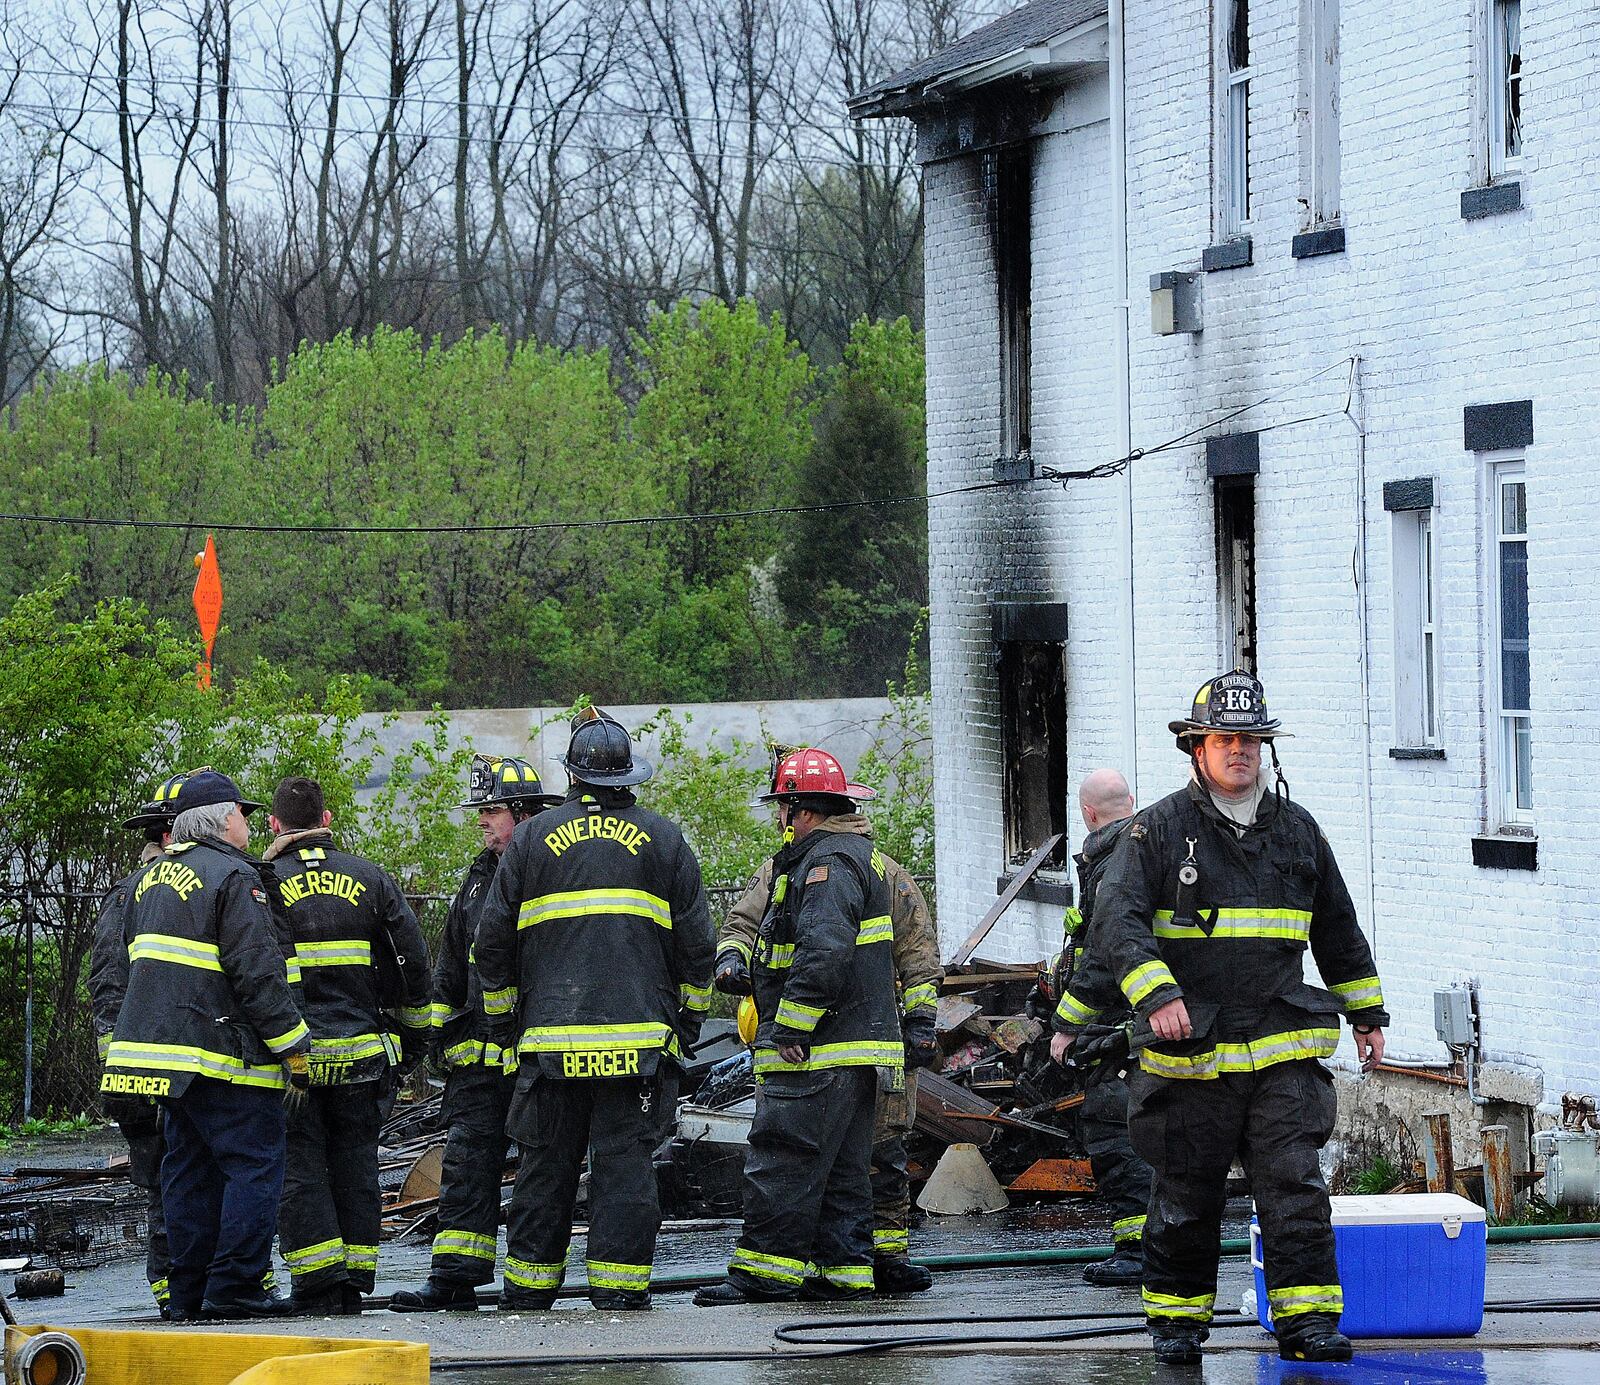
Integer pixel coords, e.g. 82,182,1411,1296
1327,1193,1486,1226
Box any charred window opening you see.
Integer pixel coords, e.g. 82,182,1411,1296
999,639,1067,867
1216,477,1257,672
991,143,1032,461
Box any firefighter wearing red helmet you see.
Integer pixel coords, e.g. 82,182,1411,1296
713,750,942,1294
696,748,904,1306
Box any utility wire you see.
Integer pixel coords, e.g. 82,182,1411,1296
0,356,1358,540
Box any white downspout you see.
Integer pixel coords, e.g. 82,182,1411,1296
1344,357,1380,959
1110,0,1137,801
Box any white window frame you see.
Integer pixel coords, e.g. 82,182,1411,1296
1488,458,1532,827
1298,0,1340,227
1220,0,1252,236
1391,502,1441,748
1486,0,1523,179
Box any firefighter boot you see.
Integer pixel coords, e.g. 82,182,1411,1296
873,1256,933,1294
388,1277,480,1312
1082,1246,1144,1286
1150,1322,1208,1365
1276,1313,1352,1363
694,1277,795,1306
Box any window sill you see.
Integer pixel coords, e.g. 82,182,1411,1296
1471,834,1537,871
1292,225,1345,259
996,872,1073,908
1389,746,1445,761
1202,237,1253,272
993,454,1034,483
1461,181,1522,221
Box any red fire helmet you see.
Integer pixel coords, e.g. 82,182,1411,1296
757,747,876,805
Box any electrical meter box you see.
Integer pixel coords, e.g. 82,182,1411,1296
1434,986,1475,1047
1252,1193,1485,1338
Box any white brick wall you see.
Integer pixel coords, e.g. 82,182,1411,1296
919,0,1600,1104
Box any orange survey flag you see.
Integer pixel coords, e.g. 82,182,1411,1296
193,534,223,690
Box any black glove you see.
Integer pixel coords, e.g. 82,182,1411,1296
284,1052,312,1091
713,949,752,996
902,1012,941,1071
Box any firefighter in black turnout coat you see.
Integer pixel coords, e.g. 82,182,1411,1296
1091,672,1389,1366
391,756,563,1312
473,711,714,1311
99,771,310,1320
696,748,903,1306
265,776,431,1313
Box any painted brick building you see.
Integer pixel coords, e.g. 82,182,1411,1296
853,0,1598,1106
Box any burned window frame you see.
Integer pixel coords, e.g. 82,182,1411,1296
994,604,1068,872
1215,476,1257,674
989,143,1033,463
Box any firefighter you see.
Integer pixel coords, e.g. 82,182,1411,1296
474,710,713,1311
100,771,310,1321
265,777,431,1314
1046,767,1154,1287
695,748,903,1306
1091,671,1389,1365
390,755,562,1312
714,768,942,1295
88,772,189,1315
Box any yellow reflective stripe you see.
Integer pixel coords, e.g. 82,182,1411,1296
873,1228,910,1253
505,1254,566,1290
106,1040,287,1089
730,1246,807,1286
720,937,753,964
753,1040,904,1074
1055,991,1101,1026
759,942,795,969
902,982,939,1014
679,981,713,1014
296,940,373,967
586,1259,651,1292
518,888,671,931
1143,1287,1215,1320
1153,908,1313,941
97,1032,112,1062
818,1264,874,1289
1330,976,1384,1010
857,915,894,946
298,847,327,862
310,1033,390,1062
519,1022,672,1053
150,1278,169,1305
1121,960,1178,1006
482,986,517,1016
285,1237,345,1273
1114,1214,1147,1244
399,1003,431,1027
1138,1028,1341,1080
345,1244,379,1272
433,1230,497,1261
285,956,303,984
774,998,827,1032
264,1020,310,1054
444,1039,484,1066
429,1001,458,1028
128,933,223,972
1269,1284,1345,1318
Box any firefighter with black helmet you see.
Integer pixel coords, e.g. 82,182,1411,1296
391,755,562,1312
1091,671,1389,1366
696,748,903,1306
100,771,310,1320
265,776,431,1314
89,772,190,1315
714,756,942,1295
472,710,713,1311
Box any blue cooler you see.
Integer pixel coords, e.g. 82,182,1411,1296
1250,1192,1486,1337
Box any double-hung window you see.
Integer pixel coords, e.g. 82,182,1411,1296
1491,462,1531,824
1488,0,1523,177
1223,0,1252,234
1391,495,1440,749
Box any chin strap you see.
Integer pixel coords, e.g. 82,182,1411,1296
1267,740,1291,810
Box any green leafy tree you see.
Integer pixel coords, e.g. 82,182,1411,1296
631,299,815,588
853,616,934,881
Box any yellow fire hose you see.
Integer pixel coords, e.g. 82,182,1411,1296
3,1323,428,1385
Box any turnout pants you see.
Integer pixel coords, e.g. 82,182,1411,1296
431,1064,516,1286
158,1078,287,1316
280,1079,386,1295
729,1066,878,1297
869,1070,917,1260
1128,1058,1341,1333
110,1102,170,1309
504,1071,662,1305
1081,1060,1153,1250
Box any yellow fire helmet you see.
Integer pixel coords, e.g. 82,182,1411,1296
737,995,759,1047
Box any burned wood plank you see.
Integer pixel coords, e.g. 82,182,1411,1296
914,1069,998,1148
948,834,1063,966
1008,1158,1097,1195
